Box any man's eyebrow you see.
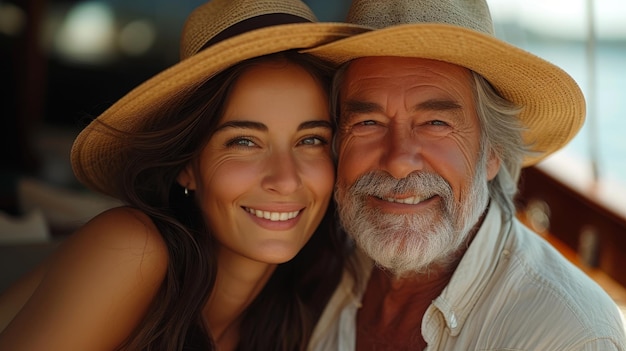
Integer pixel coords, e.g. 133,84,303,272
343,100,383,115
343,99,461,116
413,99,462,112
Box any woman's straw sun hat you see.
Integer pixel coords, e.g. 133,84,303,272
304,0,586,166
70,0,369,198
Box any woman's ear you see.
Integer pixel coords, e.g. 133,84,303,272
176,165,197,190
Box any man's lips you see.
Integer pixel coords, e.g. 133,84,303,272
375,194,435,205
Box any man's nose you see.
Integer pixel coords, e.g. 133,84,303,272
380,126,424,179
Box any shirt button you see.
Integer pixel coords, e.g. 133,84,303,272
449,313,458,329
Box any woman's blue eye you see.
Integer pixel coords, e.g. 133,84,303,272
300,136,327,146
227,138,256,148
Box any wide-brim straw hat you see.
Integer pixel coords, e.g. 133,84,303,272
303,0,586,167
71,0,369,198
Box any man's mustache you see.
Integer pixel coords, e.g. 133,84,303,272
339,171,452,200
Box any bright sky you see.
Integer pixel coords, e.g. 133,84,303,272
488,0,626,40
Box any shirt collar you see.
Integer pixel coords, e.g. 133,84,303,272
429,201,512,336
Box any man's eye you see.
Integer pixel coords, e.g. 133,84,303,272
358,120,377,126
428,120,449,126
346,119,383,135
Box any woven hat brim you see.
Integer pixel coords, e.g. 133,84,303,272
71,22,370,198
303,23,586,167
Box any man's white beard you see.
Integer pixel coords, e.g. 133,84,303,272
335,157,490,277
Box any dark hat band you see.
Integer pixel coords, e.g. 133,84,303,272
200,13,311,52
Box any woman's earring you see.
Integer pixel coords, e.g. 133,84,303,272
184,187,189,197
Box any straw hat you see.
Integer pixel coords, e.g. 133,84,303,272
70,0,369,198
303,0,586,166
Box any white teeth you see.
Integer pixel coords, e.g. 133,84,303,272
246,208,300,221
384,196,423,205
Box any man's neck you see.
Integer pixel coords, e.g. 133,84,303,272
355,221,483,350
356,265,458,350
367,259,460,320
354,203,491,350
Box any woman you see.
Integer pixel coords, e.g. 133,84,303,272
0,0,368,350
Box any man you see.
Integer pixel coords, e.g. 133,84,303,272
305,0,626,350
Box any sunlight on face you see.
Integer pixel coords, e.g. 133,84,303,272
336,153,489,277
335,57,494,276
182,60,334,266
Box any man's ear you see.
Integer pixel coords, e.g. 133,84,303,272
486,148,501,181
176,165,197,190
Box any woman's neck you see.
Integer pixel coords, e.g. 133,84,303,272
204,248,277,350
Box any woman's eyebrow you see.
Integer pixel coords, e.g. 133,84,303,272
298,120,333,131
215,120,267,132
215,119,332,132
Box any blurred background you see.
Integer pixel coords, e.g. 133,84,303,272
0,0,625,293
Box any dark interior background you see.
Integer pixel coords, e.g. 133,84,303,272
0,0,351,213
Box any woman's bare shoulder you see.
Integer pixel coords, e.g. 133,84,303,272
64,206,170,273
0,206,171,351
78,206,169,254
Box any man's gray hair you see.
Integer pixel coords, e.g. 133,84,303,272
331,64,533,218
471,71,532,218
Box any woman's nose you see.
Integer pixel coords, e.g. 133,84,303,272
261,150,302,194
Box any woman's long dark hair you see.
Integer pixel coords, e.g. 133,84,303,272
104,51,347,350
